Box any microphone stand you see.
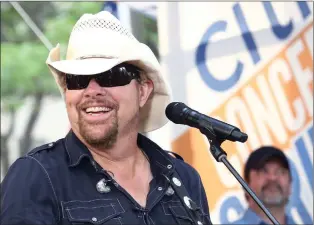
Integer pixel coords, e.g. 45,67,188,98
199,123,280,225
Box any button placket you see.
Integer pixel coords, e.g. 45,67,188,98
142,211,150,225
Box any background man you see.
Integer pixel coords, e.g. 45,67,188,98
232,146,295,224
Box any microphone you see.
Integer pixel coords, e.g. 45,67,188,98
165,102,248,143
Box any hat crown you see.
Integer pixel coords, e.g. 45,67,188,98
66,11,137,60
71,11,136,40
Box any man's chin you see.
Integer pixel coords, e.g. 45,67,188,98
80,126,118,148
262,196,287,207
84,135,117,148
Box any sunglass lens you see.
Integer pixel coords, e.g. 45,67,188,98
65,64,140,90
96,66,139,87
66,75,90,90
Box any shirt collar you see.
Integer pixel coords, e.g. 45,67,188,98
242,208,295,225
64,130,175,177
64,130,93,167
242,208,264,224
286,214,295,224
137,133,175,177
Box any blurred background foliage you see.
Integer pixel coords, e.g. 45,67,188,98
1,2,104,172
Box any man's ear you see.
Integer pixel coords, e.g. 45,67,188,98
288,179,292,195
138,79,154,108
244,192,249,201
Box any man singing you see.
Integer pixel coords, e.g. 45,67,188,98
1,11,212,225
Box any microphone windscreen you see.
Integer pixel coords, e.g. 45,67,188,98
165,102,187,124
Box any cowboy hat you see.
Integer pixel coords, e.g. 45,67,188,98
46,11,171,133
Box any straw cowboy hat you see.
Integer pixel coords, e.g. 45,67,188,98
46,11,171,133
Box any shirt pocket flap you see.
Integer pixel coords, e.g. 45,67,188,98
162,200,193,222
63,199,124,224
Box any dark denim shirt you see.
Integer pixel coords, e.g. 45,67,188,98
1,130,212,225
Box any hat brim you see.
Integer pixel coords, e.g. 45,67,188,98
48,58,123,75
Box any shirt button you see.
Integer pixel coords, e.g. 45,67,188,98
48,143,53,147
92,217,97,222
167,164,172,169
197,221,203,225
158,186,163,191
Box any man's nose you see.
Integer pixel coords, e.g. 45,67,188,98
265,170,279,181
84,79,106,97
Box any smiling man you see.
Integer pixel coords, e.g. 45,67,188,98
231,146,295,225
1,11,212,225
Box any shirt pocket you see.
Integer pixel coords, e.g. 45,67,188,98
161,200,194,225
62,199,125,225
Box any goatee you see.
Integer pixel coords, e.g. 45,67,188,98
78,112,119,150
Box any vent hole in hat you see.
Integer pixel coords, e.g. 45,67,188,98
72,18,135,40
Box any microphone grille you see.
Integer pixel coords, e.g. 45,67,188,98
165,102,187,124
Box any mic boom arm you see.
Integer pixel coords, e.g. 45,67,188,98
165,102,280,224
201,122,280,225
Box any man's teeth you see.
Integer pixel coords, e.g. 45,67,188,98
85,107,112,113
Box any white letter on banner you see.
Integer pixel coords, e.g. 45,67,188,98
304,26,313,59
268,58,306,132
225,96,260,162
243,75,288,145
286,39,313,116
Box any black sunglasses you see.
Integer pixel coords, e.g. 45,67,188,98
65,63,141,90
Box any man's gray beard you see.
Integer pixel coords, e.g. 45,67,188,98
260,187,289,207
78,115,119,150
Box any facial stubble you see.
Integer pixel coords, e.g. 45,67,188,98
78,110,119,149
260,182,289,207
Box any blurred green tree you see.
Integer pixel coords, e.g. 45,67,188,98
1,2,103,174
